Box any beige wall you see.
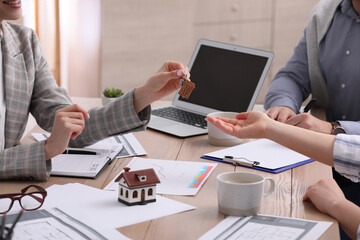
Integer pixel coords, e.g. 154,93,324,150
59,0,102,97
100,0,319,103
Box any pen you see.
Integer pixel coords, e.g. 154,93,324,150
62,149,98,155
1,213,6,240
223,156,260,167
5,209,23,240
303,98,317,113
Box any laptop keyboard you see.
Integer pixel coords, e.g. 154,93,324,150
152,107,207,129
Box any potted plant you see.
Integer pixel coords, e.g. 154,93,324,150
102,87,124,106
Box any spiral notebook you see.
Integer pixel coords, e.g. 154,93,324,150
201,139,313,173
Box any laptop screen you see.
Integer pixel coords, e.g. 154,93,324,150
177,43,271,113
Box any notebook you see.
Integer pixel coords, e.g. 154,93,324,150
148,39,274,137
32,133,132,178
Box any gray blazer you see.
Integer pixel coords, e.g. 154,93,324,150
0,22,150,181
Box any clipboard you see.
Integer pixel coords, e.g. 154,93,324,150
201,155,313,173
201,139,314,173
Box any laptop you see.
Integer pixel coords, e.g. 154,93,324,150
148,39,274,137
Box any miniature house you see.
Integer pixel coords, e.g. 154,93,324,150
117,167,160,206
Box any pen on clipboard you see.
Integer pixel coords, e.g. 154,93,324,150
303,98,317,113
223,156,260,167
62,149,98,155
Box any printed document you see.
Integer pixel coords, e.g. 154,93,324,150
1,207,129,240
104,157,217,195
199,215,332,240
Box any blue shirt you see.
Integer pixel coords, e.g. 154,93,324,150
265,0,360,134
334,134,360,182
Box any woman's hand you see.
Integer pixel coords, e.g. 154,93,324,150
133,61,189,113
205,110,273,139
44,104,90,159
303,178,346,215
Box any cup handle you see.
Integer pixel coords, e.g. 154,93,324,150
263,177,275,196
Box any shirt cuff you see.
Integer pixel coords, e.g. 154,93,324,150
333,134,360,183
337,121,360,135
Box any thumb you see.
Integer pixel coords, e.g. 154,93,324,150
303,192,309,201
153,70,184,88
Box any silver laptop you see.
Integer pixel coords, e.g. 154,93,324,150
148,39,274,137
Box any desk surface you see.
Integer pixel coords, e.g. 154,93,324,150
0,97,339,240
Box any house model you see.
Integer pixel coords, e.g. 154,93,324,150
116,167,160,206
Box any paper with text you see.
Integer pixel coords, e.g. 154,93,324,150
199,215,332,240
1,207,129,240
104,157,217,195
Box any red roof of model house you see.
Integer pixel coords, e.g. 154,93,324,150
116,167,160,188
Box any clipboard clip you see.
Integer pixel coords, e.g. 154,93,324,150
223,155,260,167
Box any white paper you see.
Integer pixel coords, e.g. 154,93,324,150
204,139,310,170
42,183,195,228
32,132,146,158
199,215,332,240
104,157,217,195
3,207,129,240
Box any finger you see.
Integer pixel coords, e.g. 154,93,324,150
58,104,90,119
205,116,239,126
164,61,185,72
208,117,236,134
303,191,309,201
265,109,278,120
285,115,303,126
236,112,250,120
213,119,236,135
57,111,87,121
176,70,187,78
66,118,86,130
68,124,84,139
277,111,291,122
216,117,239,125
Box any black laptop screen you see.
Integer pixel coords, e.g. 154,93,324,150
179,45,269,112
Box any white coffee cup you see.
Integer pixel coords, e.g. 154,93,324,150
207,112,243,146
216,172,275,216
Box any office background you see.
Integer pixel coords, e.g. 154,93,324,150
12,0,318,103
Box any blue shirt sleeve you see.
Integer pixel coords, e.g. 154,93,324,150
338,121,360,135
333,134,360,183
264,31,312,113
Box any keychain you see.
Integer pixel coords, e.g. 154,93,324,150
178,73,195,99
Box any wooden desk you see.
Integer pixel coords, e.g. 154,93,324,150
0,97,339,240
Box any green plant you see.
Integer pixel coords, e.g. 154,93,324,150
103,87,124,98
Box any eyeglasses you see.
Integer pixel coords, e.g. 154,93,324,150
0,185,47,214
